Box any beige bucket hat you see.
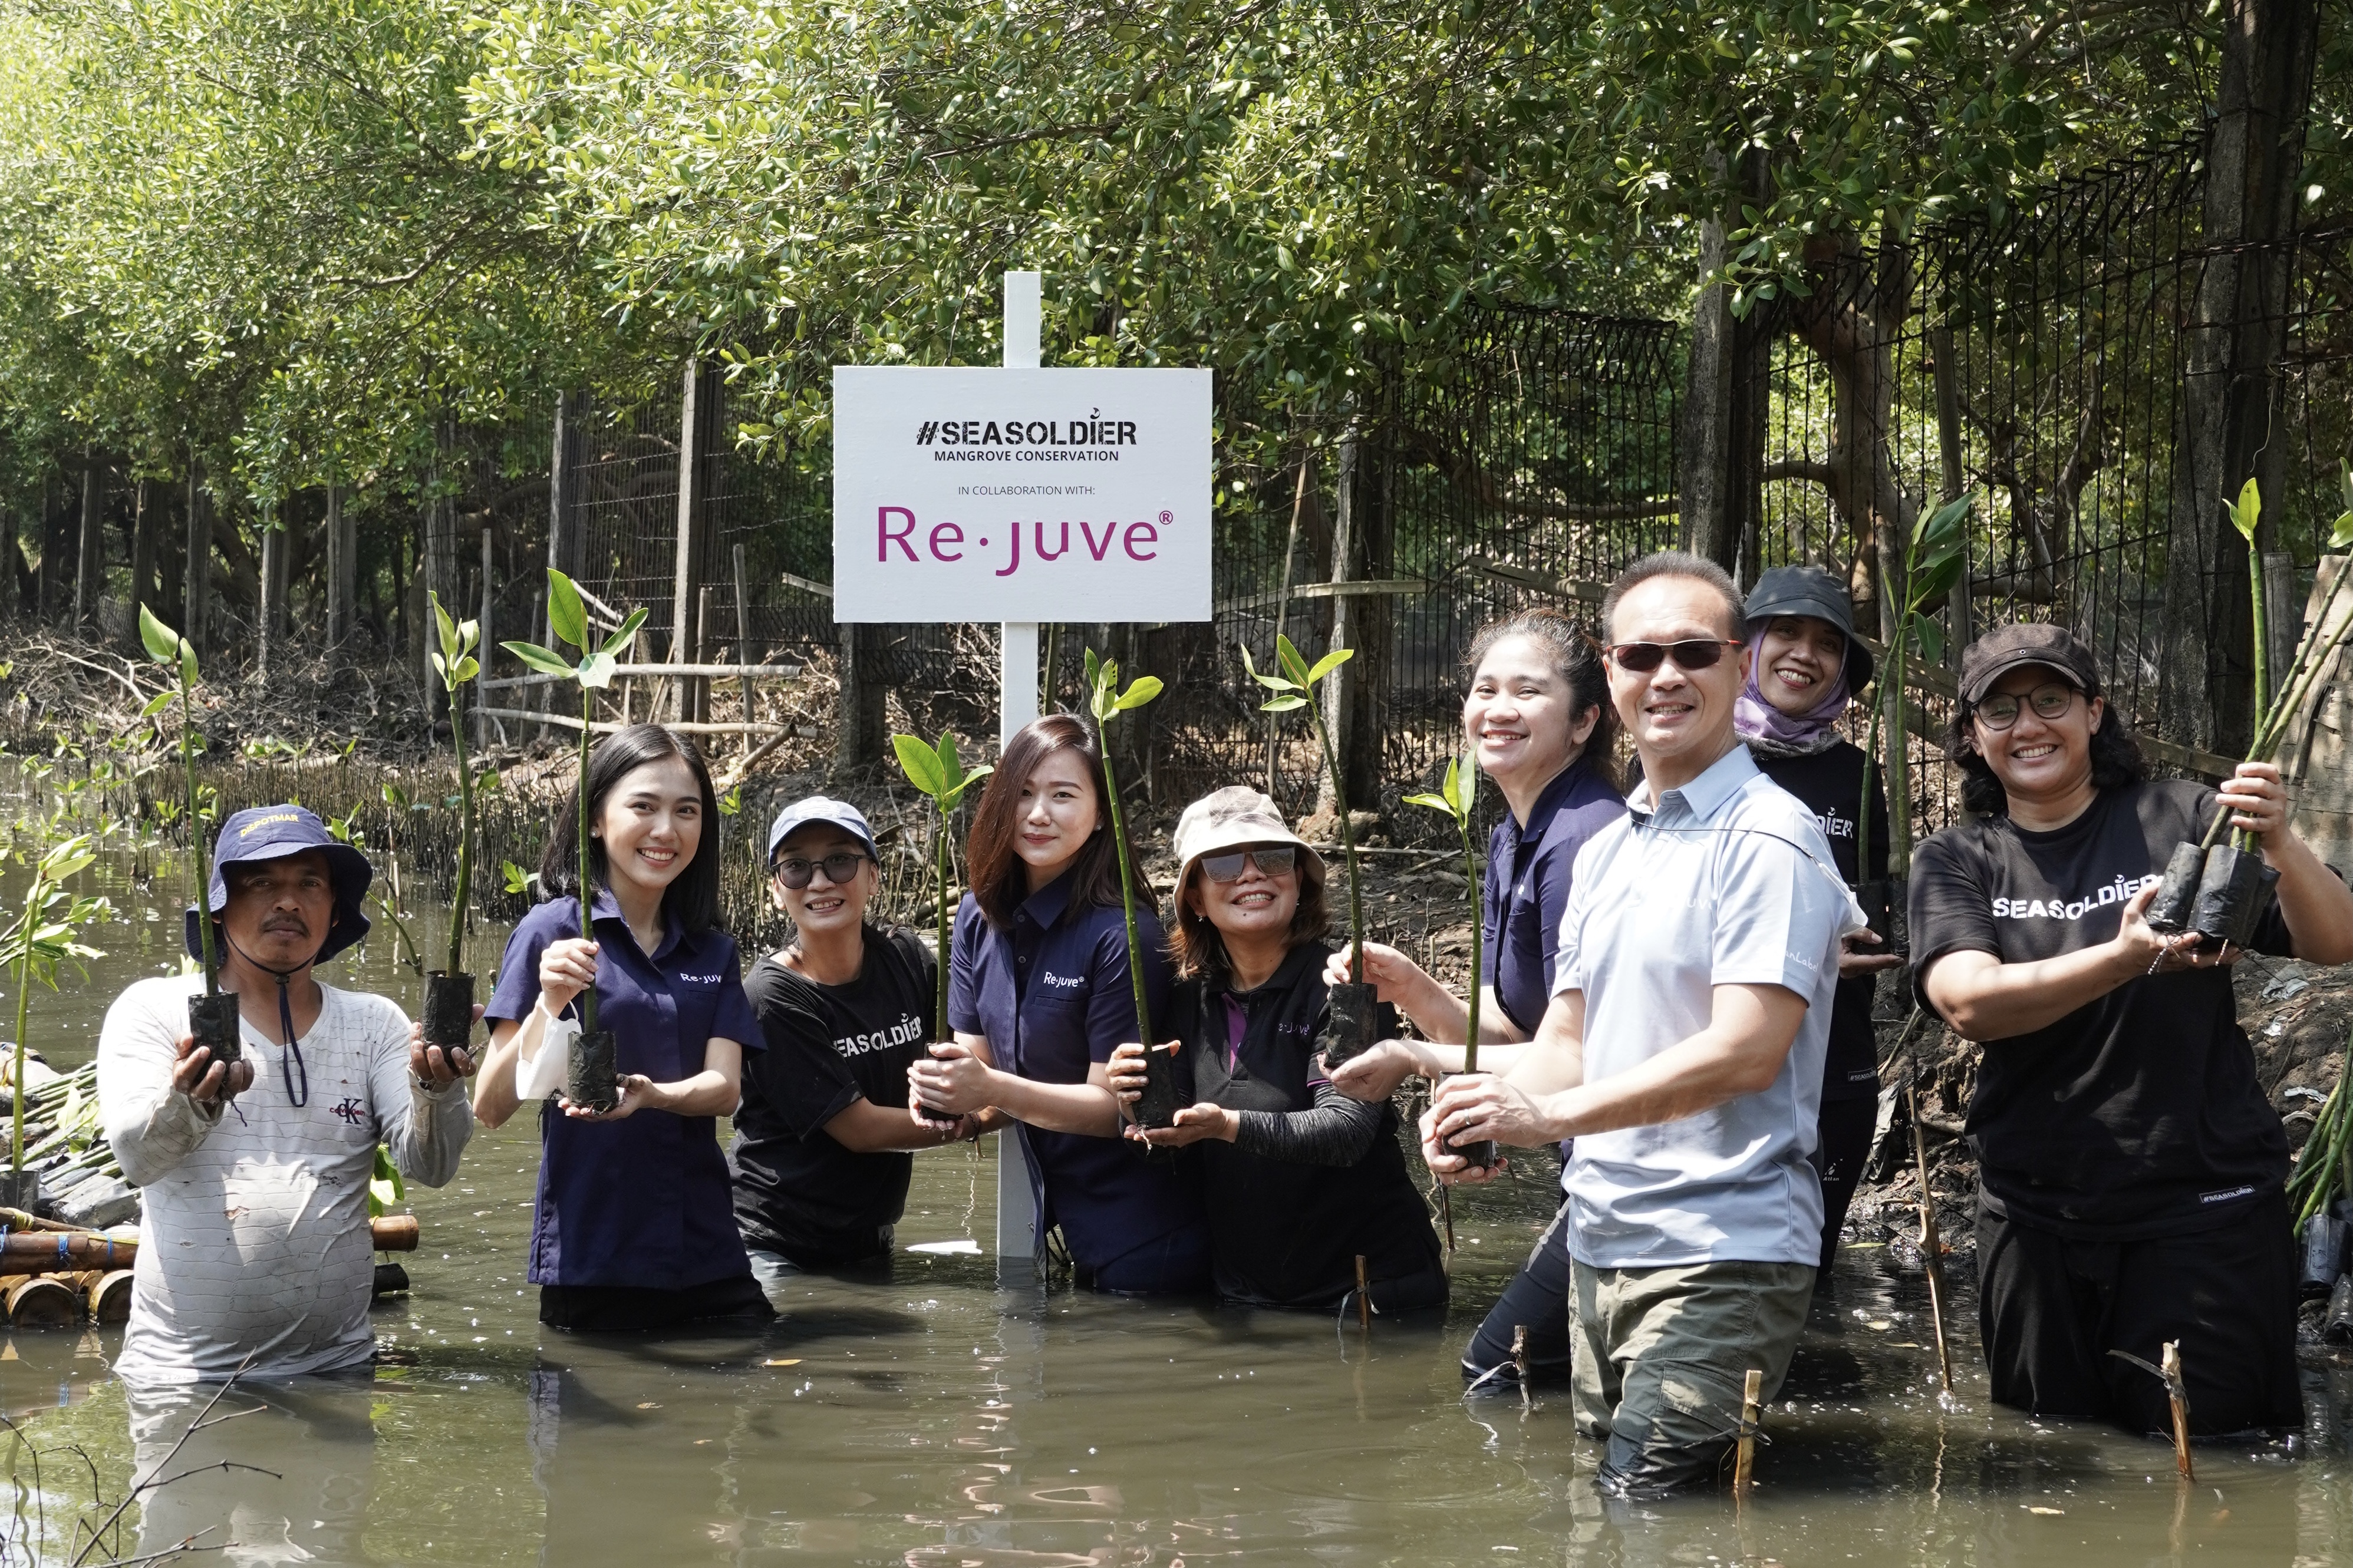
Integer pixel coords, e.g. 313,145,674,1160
1171,785,1326,893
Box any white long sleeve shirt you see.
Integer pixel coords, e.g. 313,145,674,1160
97,974,473,1385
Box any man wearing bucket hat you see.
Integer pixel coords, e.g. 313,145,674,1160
1912,624,2353,1435
97,804,475,1383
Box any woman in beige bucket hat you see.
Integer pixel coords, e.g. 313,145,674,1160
1106,785,1445,1315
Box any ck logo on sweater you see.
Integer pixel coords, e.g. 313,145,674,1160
330,1097,365,1125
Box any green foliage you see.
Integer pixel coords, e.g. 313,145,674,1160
1247,632,1366,953
1406,749,1482,1072
6,832,109,1176
368,1143,406,1220
1083,648,1162,1049
891,731,992,810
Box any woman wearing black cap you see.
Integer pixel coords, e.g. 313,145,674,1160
1736,565,1903,1267
1912,623,2353,1435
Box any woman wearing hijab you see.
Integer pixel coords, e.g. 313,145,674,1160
1735,565,1903,1265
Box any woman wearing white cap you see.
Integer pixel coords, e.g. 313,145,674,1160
730,796,982,1299
1107,786,1445,1313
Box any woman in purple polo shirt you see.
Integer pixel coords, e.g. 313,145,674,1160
1327,607,1623,1388
907,713,1210,1294
473,725,767,1332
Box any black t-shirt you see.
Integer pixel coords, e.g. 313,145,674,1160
729,927,935,1266
1753,740,1889,1103
1908,779,2291,1239
1165,943,1441,1309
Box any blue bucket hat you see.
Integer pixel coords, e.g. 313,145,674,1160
184,804,374,968
764,796,880,866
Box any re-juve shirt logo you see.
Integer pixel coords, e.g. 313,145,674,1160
1992,873,2160,922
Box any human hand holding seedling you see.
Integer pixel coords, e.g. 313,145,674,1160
408,1012,484,1087
908,1042,995,1118
1319,941,1436,1009
1126,1104,1237,1148
536,937,600,1018
1417,1098,1507,1185
170,1032,253,1105
1327,1039,1433,1102
562,1074,654,1121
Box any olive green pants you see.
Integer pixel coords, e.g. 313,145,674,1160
1570,1256,1815,1497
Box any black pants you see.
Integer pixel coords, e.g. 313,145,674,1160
1464,1199,1576,1388
1811,1095,1877,1272
1976,1189,2302,1435
539,1273,775,1332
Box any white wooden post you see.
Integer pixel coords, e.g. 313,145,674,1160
997,269,1043,1288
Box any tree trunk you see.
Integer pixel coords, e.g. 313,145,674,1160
1788,240,1917,628
128,479,155,645
184,464,210,654
73,450,100,632
2161,0,2318,752
1680,149,1772,578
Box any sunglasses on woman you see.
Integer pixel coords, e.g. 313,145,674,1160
1606,639,1743,673
1199,846,1297,883
772,850,872,889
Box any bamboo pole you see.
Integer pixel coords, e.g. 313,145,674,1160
1909,1087,1956,1392
1734,1368,1764,1491
2163,1341,2193,1480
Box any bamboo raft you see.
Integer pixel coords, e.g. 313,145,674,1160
2,1057,427,1329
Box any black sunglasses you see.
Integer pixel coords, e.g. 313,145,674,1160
772,850,872,889
1606,639,1742,674
1199,846,1297,883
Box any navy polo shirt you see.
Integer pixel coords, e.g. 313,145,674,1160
1479,755,1627,1034
486,890,763,1290
947,874,1205,1275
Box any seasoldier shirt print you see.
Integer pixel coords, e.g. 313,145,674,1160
1907,778,2292,1239
1552,744,1861,1268
485,890,764,1290
1479,753,1627,1035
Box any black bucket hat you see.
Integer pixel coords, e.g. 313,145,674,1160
1744,564,1875,692
1956,622,2104,706
184,804,374,967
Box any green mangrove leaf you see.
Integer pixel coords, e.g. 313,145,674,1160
1238,643,1291,692
179,640,199,686
947,764,993,807
938,728,964,781
138,691,174,720
500,860,536,894
382,782,410,809
1449,750,1479,816
137,603,179,664
893,734,950,797
453,656,479,684
1260,694,1308,712
1913,618,1946,665
503,641,574,679
575,651,620,689
2227,477,2262,544
1116,675,1164,709
1275,633,1311,689
598,607,651,658
2332,510,2353,552
1402,791,1448,813
1306,647,1354,685
546,570,588,649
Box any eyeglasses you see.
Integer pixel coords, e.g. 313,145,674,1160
1199,846,1297,883
772,851,871,889
1606,639,1742,674
1974,683,2078,730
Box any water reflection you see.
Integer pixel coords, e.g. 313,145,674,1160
126,1376,375,1567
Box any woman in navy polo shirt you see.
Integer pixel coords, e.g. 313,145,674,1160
473,724,767,1332
907,712,1210,1294
1327,608,1623,1388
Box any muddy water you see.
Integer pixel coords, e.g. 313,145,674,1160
7,841,2353,1566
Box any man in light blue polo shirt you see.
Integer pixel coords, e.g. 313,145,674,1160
1428,550,1859,1496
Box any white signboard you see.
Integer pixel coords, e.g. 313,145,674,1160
831,365,1212,622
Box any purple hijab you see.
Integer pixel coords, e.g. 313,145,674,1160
1734,627,1852,750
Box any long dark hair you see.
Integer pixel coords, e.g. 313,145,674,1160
1465,606,1621,792
967,714,1148,930
539,724,723,935
1944,686,2150,816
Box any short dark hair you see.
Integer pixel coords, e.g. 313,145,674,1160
539,724,723,935
966,713,1150,930
1943,685,2150,815
1168,856,1331,981
1600,552,1748,645
1465,606,1621,793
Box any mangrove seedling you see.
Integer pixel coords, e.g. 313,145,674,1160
2,833,106,1210
1085,648,1176,1128
138,604,240,1072
503,568,649,1110
890,727,991,1128
423,592,483,1064
1856,493,1969,949
2148,480,2353,942
1406,749,1494,1169
1243,633,1376,1065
